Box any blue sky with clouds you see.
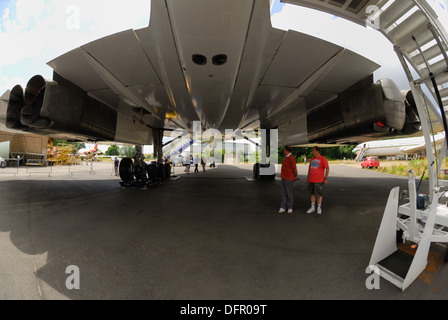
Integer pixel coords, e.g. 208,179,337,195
0,0,151,95
1,0,447,94
271,0,285,15
1,0,446,96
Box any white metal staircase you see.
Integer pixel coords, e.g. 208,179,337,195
354,145,367,161
282,0,448,291
163,137,195,161
378,0,448,126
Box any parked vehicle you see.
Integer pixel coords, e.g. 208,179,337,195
361,156,380,169
0,157,6,168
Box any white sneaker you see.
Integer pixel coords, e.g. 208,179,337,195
306,207,315,214
317,207,322,215
278,208,286,214
287,209,293,214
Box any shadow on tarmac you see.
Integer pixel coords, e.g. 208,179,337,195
0,164,446,300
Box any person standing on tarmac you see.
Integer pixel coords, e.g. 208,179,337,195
194,155,199,173
306,146,329,215
114,157,120,176
279,145,298,215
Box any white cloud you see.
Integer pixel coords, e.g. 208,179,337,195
2,7,9,21
0,0,445,95
0,0,150,93
0,75,27,93
15,0,46,30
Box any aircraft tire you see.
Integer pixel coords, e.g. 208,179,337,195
165,163,171,179
253,163,260,179
119,157,134,182
261,174,275,181
396,229,404,243
156,163,166,180
146,163,157,181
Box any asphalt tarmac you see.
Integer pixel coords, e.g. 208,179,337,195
0,162,447,300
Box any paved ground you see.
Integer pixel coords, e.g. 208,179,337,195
0,162,447,300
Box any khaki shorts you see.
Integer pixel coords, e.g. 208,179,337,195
308,182,324,198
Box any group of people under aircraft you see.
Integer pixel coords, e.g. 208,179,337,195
279,146,329,216
183,154,207,174
112,144,329,213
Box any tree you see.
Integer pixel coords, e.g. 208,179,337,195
119,145,136,158
72,142,86,151
105,145,120,156
277,145,356,162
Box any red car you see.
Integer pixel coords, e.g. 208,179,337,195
361,156,380,169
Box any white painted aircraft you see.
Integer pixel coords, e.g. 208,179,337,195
2,0,444,181
353,131,446,158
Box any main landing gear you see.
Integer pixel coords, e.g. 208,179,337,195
119,143,171,190
119,157,171,189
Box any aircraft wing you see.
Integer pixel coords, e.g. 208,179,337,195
235,30,382,145
402,144,427,154
402,133,446,154
2,0,421,147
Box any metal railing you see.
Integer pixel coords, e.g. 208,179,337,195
0,161,116,178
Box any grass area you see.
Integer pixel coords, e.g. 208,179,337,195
374,159,447,180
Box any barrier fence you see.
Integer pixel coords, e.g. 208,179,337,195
0,161,116,178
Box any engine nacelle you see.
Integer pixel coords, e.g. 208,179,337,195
400,90,421,135
6,84,26,130
307,78,420,143
6,75,117,141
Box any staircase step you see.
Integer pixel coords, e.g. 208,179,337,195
377,249,415,280
387,11,429,44
380,0,415,31
398,26,435,55
410,43,443,67
440,87,448,99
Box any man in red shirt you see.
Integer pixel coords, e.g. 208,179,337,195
279,145,298,214
306,146,329,215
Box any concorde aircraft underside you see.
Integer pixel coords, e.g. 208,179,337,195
2,0,424,153
3,0,448,292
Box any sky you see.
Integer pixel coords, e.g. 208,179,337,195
1,0,448,152
0,0,151,96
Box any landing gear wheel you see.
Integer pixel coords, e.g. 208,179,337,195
146,163,157,181
253,163,260,179
156,163,166,180
119,157,134,182
396,229,404,243
165,163,171,179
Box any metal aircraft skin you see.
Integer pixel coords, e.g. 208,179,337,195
353,131,446,157
79,144,102,160
2,0,421,151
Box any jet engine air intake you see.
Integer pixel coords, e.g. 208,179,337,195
307,78,419,143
